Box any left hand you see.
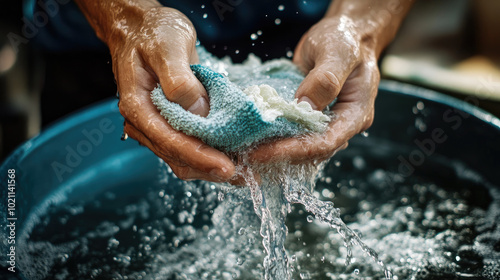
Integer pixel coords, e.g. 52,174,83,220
249,0,413,165
249,15,379,164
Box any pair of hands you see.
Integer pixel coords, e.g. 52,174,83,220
80,0,410,184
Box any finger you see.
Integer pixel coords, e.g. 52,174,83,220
118,58,234,181
125,120,234,182
168,161,230,182
294,60,358,110
124,120,182,166
248,105,363,164
141,50,210,117
250,65,377,164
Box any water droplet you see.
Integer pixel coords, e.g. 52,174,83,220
286,50,293,58
235,50,240,54
238,227,246,235
257,30,263,35
353,156,365,170
250,33,258,40
361,131,369,137
417,101,425,110
201,4,205,8
275,18,281,25
237,257,245,265
306,215,314,223
299,271,311,279
415,117,427,132
108,238,120,249
278,5,285,11
218,192,225,201
202,13,208,19
354,268,360,275
291,254,297,261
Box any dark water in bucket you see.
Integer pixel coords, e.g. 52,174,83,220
14,137,500,280
1,81,499,280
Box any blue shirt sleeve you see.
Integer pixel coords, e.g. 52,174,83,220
23,0,329,59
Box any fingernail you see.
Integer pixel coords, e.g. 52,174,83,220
188,97,209,117
298,96,318,110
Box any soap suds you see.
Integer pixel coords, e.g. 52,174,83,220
243,84,330,132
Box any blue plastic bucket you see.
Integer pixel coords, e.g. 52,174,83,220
1,81,499,279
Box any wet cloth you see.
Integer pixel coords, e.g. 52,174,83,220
151,64,330,152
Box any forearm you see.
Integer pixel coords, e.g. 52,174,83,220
74,0,162,45
325,0,414,57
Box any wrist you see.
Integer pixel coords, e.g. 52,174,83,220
75,0,162,47
325,0,414,57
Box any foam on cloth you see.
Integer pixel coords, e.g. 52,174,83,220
151,64,330,153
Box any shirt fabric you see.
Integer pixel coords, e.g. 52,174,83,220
24,0,329,60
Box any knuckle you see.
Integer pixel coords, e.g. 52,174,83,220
118,102,128,118
152,141,177,162
163,77,197,103
362,109,375,131
315,70,341,98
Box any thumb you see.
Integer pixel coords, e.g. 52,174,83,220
145,54,210,117
295,62,354,111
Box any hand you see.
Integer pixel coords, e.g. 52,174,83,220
115,8,237,182
249,0,413,165
250,16,378,165
76,0,236,182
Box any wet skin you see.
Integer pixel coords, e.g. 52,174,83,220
75,0,414,184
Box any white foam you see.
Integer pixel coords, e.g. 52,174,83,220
243,84,330,131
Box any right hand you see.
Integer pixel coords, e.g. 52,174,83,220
102,4,235,182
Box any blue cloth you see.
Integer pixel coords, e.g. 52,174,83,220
151,64,310,152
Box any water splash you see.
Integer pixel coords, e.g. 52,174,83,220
241,159,393,279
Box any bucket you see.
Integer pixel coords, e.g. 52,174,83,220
1,81,499,279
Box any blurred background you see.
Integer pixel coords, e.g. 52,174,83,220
1,0,499,161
